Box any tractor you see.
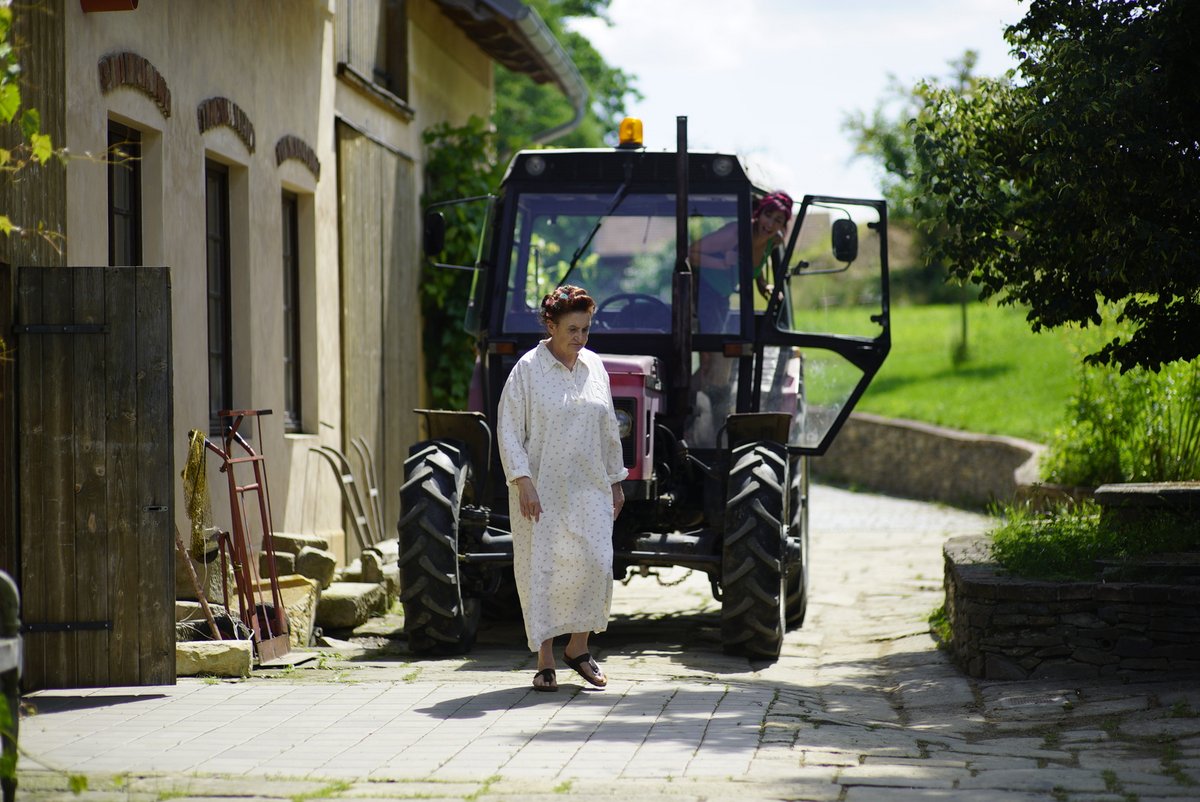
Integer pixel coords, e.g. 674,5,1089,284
401,117,890,659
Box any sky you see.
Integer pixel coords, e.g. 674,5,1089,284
568,0,1027,200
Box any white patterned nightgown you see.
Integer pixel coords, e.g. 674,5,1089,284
497,342,629,652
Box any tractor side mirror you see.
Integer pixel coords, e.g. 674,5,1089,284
831,218,858,263
424,212,446,257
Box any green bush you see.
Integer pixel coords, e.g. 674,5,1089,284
1042,358,1200,486
990,501,1200,581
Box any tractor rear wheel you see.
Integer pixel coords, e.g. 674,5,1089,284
720,441,788,660
784,454,809,629
397,441,480,654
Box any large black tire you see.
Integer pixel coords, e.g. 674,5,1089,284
397,441,480,655
784,454,809,629
721,441,788,660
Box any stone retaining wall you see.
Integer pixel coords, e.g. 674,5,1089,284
814,412,1044,509
944,535,1200,680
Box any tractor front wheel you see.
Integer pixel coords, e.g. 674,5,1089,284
397,440,480,655
720,441,788,660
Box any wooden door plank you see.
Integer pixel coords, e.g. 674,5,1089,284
41,268,77,688
16,267,46,688
337,126,384,561
0,264,17,580
73,267,109,687
380,150,418,535
135,267,174,684
104,267,140,685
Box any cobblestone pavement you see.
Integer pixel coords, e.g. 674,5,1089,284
16,485,1200,800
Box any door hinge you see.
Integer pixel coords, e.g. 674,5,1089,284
12,324,109,335
23,621,113,633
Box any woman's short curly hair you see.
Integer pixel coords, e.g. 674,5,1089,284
540,284,596,327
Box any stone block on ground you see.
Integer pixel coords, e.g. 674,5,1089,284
176,639,252,678
361,549,384,583
372,539,399,564
256,575,321,647
316,582,387,630
262,549,295,576
340,556,363,581
174,600,231,640
342,551,399,599
296,546,337,589
271,532,331,556
379,563,400,599
175,542,234,604
175,600,228,623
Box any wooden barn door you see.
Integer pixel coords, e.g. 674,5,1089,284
2,265,174,690
336,121,420,553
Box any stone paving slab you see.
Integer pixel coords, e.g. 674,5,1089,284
15,485,1200,800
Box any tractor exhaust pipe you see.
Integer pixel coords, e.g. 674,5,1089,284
672,116,693,416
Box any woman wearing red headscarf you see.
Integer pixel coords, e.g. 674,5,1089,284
749,191,793,303
687,190,794,444
690,189,793,331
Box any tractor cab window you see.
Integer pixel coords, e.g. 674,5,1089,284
504,191,675,334
772,200,888,450
502,192,739,335
686,195,742,334
776,202,885,340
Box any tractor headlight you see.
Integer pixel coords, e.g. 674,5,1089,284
614,408,634,438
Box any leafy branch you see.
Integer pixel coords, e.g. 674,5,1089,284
0,1,66,247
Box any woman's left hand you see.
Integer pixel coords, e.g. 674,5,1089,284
611,482,625,519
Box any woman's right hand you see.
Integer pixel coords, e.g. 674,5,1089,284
514,476,542,522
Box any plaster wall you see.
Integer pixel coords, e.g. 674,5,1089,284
62,0,344,551
28,0,499,565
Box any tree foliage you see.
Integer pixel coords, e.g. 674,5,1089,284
843,52,982,303
0,1,57,239
910,0,1200,371
493,0,641,157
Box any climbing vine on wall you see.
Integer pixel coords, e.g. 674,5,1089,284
420,116,504,410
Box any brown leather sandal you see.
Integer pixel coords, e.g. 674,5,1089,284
563,651,607,688
532,667,558,692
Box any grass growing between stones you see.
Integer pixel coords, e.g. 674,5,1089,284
926,605,951,648
988,501,1200,581
289,780,352,801
1160,740,1198,787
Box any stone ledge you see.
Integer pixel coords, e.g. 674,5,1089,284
944,535,1200,680
814,412,1044,509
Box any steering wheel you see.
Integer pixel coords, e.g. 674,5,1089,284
595,293,671,330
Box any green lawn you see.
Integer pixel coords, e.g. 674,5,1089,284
853,302,1106,444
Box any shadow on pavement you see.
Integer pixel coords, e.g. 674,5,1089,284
24,694,168,715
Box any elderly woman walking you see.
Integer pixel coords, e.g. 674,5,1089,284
497,284,628,692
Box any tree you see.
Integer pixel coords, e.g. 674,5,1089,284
493,0,641,157
843,52,983,308
910,0,1200,371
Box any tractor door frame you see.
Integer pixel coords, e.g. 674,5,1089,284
754,195,891,456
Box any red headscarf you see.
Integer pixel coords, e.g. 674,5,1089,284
753,191,793,223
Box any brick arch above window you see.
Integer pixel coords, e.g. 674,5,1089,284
275,135,320,180
97,51,172,118
196,97,255,154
